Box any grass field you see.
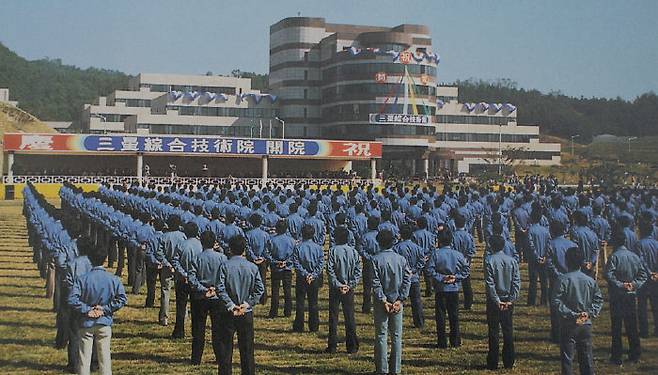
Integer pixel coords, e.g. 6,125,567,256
1,200,657,374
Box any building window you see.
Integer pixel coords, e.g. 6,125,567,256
304,70,308,80
303,108,308,118
303,89,308,99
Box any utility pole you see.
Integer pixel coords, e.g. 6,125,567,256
628,136,637,154
570,134,578,156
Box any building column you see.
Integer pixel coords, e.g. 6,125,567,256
136,153,143,182
423,158,429,180
261,156,268,186
370,158,377,182
411,159,417,176
6,152,14,184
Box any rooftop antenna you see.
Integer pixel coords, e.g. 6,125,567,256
297,11,301,16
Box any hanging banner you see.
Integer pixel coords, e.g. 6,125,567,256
3,133,382,159
369,113,431,125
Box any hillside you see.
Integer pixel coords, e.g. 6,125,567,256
457,79,658,142
0,42,129,122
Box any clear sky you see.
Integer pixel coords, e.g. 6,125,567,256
1,0,657,99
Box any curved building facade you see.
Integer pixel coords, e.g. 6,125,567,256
270,17,438,140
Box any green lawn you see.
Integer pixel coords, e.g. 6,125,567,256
0,200,657,374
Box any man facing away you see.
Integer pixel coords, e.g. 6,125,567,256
326,226,362,354
216,235,264,375
484,235,520,370
67,248,127,375
392,224,426,329
427,228,470,348
553,246,603,375
291,224,325,332
604,227,648,365
635,219,658,338
371,229,411,375
188,230,227,365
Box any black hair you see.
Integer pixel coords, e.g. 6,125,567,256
550,220,565,238
229,235,247,256
275,219,288,235
184,221,199,238
302,224,315,240
88,248,108,267
399,224,412,240
437,228,452,247
565,246,583,271
490,235,505,253
376,229,394,249
334,227,349,245
200,230,217,249
249,213,262,227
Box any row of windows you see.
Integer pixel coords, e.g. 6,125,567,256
323,63,437,82
322,103,436,123
436,132,538,143
322,83,436,102
174,106,278,118
94,114,132,122
436,96,457,102
136,124,277,137
323,124,435,140
143,84,237,94
437,115,516,126
114,99,151,108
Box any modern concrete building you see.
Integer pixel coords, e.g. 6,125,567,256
76,17,560,175
80,73,277,135
269,17,560,175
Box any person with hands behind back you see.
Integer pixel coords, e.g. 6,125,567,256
67,248,127,375
326,226,362,354
188,230,227,365
604,227,648,366
291,224,325,333
553,246,603,375
426,228,470,349
371,229,411,375
216,235,264,375
484,235,521,370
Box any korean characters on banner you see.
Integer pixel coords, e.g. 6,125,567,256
2,134,383,159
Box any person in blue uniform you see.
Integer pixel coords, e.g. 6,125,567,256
570,211,600,278
452,214,476,310
188,230,227,365
216,235,264,375
326,227,362,354
553,246,603,375
547,220,578,343
527,209,551,306
158,214,186,327
371,229,411,375
171,221,202,339
393,225,426,328
265,220,295,318
636,219,658,337
144,218,165,308
484,235,520,370
427,228,470,348
358,216,380,313
245,214,270,304
291,224,325,332
67,248,127,375
63,236,93,373
604,227,648,365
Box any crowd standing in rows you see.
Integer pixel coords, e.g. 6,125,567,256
23,178,658,375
